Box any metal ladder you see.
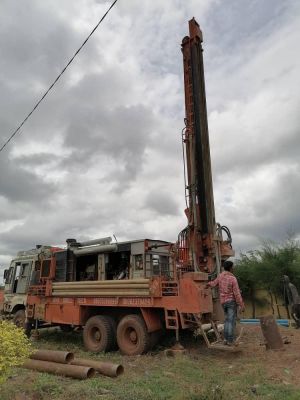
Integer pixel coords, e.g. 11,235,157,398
165,309,179,330
194,314,241,352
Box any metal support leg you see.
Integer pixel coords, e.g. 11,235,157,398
175,328,179,343
31,319,40,341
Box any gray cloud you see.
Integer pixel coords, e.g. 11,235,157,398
144,191,180,216
0,153,55,202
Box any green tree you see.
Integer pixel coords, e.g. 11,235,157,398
235,237,300,317
235,251,263,317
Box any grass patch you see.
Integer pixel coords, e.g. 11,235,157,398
1,329,300,400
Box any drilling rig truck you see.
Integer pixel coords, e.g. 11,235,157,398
2,19,234,355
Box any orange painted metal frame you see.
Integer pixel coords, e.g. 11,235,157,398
27,272,212,329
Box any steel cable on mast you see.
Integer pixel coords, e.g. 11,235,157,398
0,0,119,153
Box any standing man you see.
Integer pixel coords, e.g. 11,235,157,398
208,260,245,346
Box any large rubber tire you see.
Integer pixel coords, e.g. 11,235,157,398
13,309,25,328
83,315,114,352
117,314,150,356
105,315,118,350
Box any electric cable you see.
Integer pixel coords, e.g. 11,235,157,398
0,0,119,153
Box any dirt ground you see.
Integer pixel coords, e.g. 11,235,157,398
237,324,300,386
1,323,300,400
188,323,300,387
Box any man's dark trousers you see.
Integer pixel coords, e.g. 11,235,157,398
223,300,237,344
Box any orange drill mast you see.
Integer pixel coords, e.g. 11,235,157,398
178,18,234,275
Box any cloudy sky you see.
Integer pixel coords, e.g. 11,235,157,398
0,0,299,281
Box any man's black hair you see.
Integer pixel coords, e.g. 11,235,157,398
223,260,233,271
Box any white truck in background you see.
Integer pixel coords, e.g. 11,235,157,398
1,245,55,326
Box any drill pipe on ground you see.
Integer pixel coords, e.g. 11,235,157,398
22,359,95,379
71,358,124,377
30,349,74,364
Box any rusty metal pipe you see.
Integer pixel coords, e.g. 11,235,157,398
52,291,149,296
22,359,95,379
77,237,112,247
52,284,149,290
30,350,74,364
53,288,149,293
73,244,117,256
52,279,149,286
71,358,124,377
52,288,149,292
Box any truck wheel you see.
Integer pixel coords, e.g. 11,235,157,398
117,314,150,355
105,315,118,350
83,315,114,352
13,310,25,328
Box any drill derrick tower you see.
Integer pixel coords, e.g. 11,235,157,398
179,18,234,276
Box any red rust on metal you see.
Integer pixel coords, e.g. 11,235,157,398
140,308,162,333
188,17,203,41
22,359,95,379
71,358,124,377
30,349,74,364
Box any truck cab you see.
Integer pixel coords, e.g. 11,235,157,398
2,246,56,326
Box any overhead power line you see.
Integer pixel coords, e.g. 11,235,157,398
0,0,119,153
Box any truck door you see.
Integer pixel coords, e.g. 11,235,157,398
4,266,14,294
16,261,32,294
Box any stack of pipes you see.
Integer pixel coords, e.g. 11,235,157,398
21,349,124,380
52,279,150,297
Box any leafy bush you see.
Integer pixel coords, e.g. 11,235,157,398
235,237,300,316
236,237,300,293
0,320,32,384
